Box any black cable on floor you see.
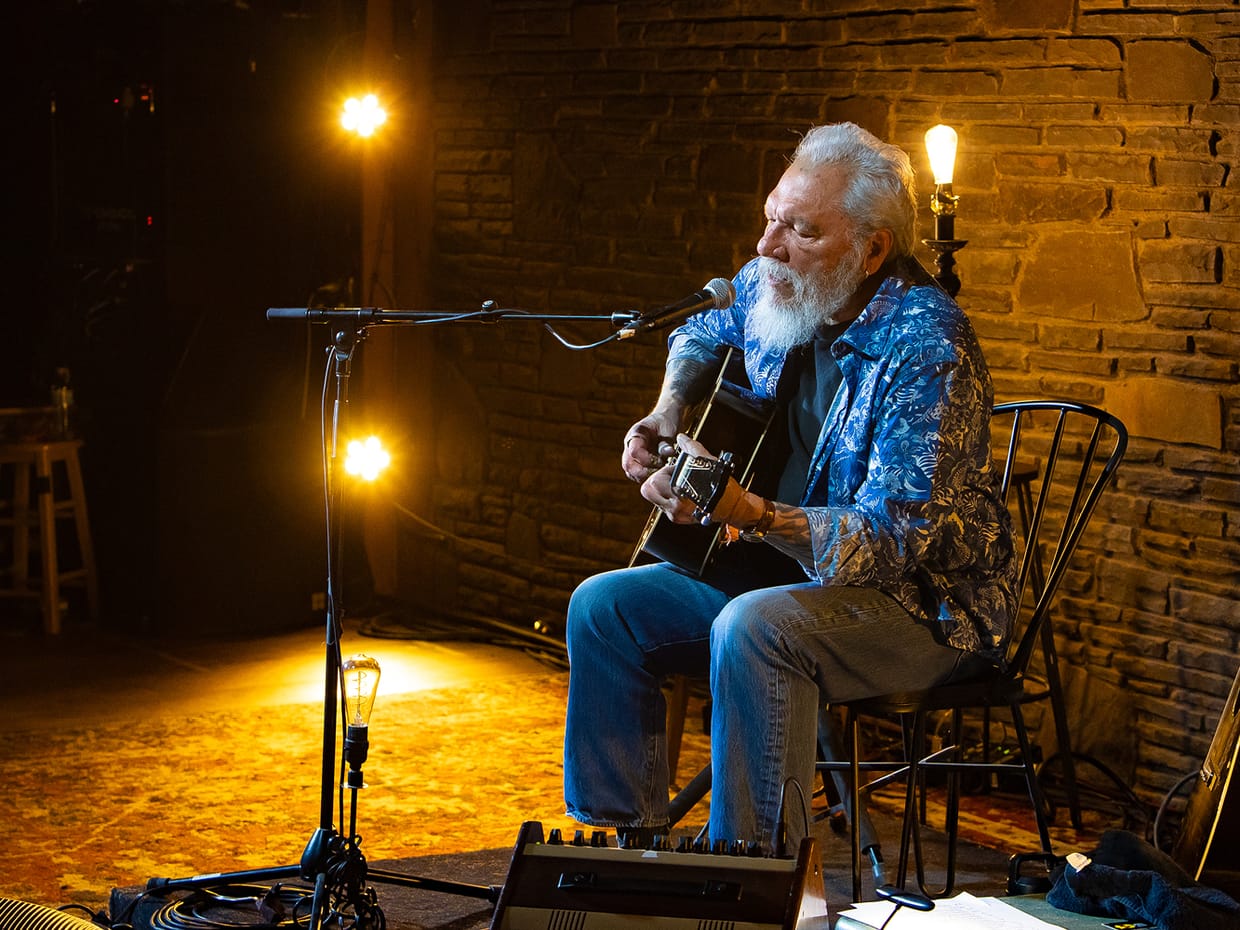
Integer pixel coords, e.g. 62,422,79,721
352,600,569,673
146,884,316,930
1152,769,1199,854
1037,751,1156,836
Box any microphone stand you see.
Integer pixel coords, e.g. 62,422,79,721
143,301,653,930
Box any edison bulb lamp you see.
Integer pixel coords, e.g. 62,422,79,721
921,124,966,297
925,124,958,185
924,124,959,240
342,654,381,783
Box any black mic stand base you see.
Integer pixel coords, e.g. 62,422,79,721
145,855,498,902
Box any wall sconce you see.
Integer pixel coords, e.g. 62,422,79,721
923,124,967,298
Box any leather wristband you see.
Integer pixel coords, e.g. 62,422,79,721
739,499,776,542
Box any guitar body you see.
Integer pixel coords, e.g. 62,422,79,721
629,370,778,577
1174,663,1240,895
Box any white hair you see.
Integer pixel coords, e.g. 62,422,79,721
791,123,918,257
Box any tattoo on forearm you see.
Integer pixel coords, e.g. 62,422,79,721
765,503,816,564
663,358,718,406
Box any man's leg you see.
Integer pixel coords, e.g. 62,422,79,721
563,562,728,832
708,583,986,851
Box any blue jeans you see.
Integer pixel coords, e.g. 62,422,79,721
563,560,989,852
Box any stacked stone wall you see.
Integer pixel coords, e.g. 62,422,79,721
398,0,1239,806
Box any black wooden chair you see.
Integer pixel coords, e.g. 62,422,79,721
665,400,1128,902
818,400,1128,900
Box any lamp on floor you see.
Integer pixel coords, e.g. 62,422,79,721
342,653,380,785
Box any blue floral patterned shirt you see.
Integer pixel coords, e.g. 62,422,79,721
667,257,1018,661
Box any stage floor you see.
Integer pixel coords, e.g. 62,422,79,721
1,612,1110,922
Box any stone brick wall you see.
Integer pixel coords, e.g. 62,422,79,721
387,0,1238,807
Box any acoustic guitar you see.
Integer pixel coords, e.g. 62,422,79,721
629,360,778,577
1173,663,1240,893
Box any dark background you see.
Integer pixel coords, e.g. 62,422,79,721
11,1,366,633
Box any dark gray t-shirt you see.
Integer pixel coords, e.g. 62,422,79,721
777,324,848,504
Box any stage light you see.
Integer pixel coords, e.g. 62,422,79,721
344,436,390,481
341,94,387,137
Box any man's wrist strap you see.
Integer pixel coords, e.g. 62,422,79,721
739,499,776,541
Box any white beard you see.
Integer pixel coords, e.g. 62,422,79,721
747,249,869,352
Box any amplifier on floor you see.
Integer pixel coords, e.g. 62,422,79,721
490,821,829,930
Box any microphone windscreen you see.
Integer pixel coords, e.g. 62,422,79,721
704,277,736,310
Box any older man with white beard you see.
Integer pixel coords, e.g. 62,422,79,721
562,122,1019,856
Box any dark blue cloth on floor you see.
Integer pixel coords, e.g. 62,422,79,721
1046,830,1240,930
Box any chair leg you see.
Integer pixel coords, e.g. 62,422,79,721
1011,701,1055,854
666,673,690,785
905,708,961,899
897,712,922,892
906,712,933,896
981,705,992,786
35,447,62,636
818,712,880,852
917,715,929,825
1039,618,1083,828
817,711,893,901
667,762,711,828
848,708,864,903
939,708,964,897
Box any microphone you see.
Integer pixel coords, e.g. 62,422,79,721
616,277,736,339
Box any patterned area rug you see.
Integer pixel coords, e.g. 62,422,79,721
1,672,610,910
2,666,1109,920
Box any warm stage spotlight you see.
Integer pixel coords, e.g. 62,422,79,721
344,435,390,480
341,93,387,137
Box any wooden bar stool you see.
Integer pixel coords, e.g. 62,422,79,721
0,438,100,634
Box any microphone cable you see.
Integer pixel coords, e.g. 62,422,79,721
146,883,316,930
